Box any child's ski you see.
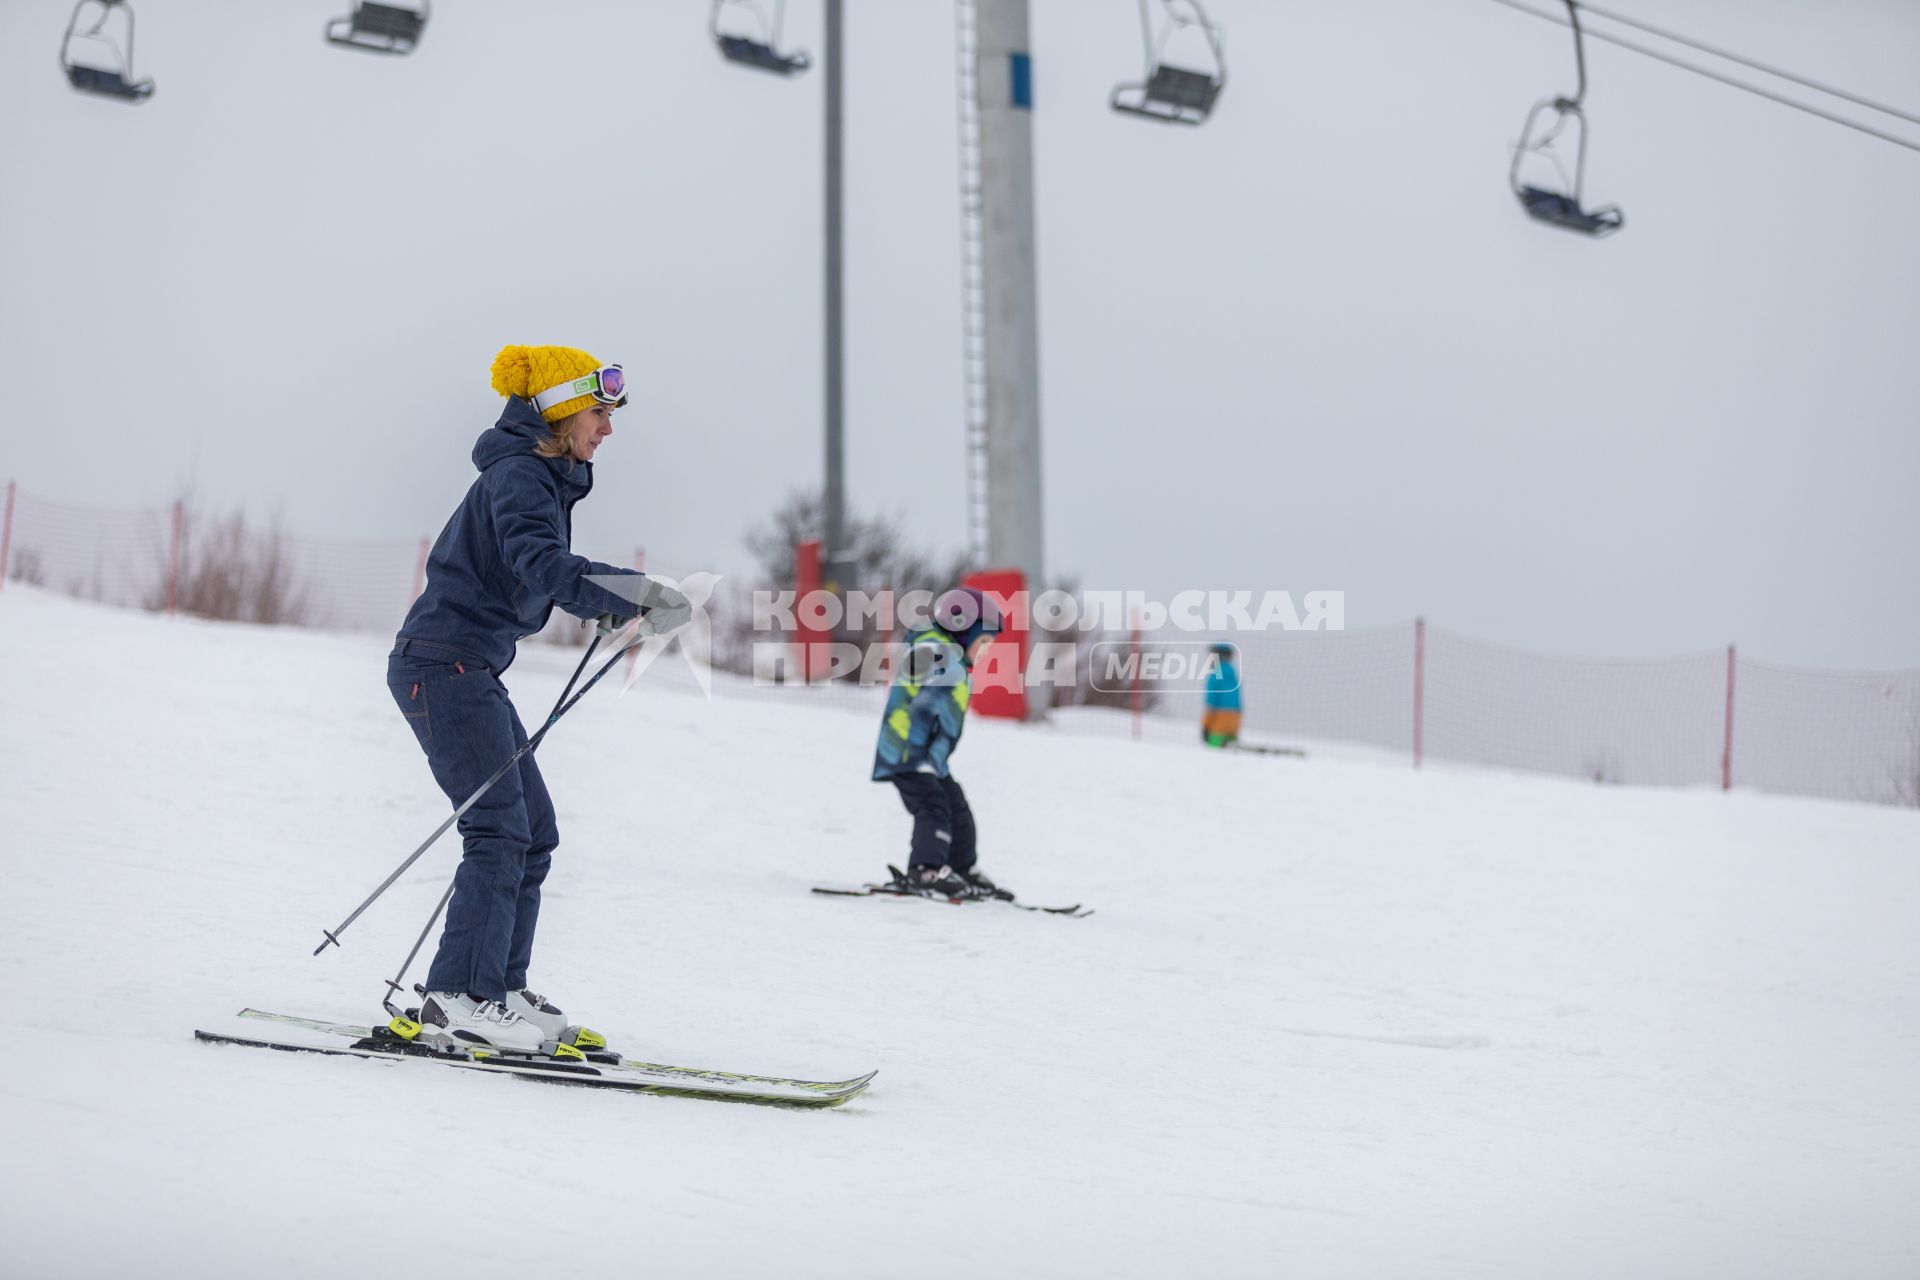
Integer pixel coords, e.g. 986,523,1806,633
1226,742,1307,758
811,882,1093,918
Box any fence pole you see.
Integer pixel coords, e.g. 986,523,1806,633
0,480,15,592
1722,643,1736,791
410,536,430,603
166,500,184,617
1413,617,1426,769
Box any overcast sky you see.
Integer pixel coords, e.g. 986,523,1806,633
2,0,1915,668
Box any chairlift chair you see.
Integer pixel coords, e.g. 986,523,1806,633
1111,0,1225,126
710,0,810,77
326,1,429,57
1509,1,1624,237
1510,98,1623,236
60,0,153,103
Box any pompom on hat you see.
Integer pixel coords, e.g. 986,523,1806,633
490,344,616,423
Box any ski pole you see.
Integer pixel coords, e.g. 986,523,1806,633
312,632,602,955
370,615,671,1008
314,624,642,956
371,622,658,1010
380,876,455,1017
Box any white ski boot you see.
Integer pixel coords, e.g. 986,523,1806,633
418,991,543,1054
505,989,569,1042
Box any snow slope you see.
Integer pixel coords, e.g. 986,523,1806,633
2,587,1916,1279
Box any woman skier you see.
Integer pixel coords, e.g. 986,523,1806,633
386,344,687,1052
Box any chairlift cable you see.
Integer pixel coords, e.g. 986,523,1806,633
1482,0,1920,155
1567,0,1920,129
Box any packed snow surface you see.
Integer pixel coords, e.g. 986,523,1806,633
2,587,1916,1279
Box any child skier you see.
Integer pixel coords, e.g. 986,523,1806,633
386,344,688,1052
1202,641,1242,748
871,587,1010,899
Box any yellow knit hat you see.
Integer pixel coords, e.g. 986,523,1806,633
490,344,607,423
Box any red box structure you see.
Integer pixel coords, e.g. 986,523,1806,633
964,568,1028,720
794,538,832,682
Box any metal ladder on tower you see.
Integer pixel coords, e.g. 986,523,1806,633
953,0,992,571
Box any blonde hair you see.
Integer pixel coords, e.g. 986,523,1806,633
534,409,585,461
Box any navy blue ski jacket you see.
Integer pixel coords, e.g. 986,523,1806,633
394,396,644,673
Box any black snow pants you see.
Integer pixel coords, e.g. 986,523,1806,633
891,773,977,873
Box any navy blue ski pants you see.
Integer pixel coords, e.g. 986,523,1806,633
387,639,557,1002
892,773,977,873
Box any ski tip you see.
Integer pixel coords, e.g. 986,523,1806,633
823,1070,879,1102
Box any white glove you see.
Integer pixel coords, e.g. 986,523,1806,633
589,573,695,639
631,578,693,638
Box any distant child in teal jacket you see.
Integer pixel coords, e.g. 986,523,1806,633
1203,642,1242,747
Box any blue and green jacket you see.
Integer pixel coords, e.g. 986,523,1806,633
871,627,972,780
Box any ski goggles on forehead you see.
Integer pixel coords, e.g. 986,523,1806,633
531,364,627,413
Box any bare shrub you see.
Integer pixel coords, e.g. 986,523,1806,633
1032,575,1159,712
147,509,314,626
1585,750,1624,785
745,489,971,597
738,489,972,681
6,547,47,587
739,492,1150,712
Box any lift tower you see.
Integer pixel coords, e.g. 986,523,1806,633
956,0,1045,610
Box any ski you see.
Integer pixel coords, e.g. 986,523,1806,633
1226,742,1306,758
194,1030,868,1107
236,1008,876,1093
811,883,1093,918
199,1010,875,1108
